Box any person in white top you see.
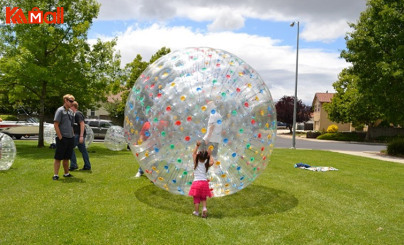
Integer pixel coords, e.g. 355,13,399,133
203,101,222,158
188,141,214,218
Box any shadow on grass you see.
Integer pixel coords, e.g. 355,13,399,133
135,184,298,218
60,177,86,183
14,142,125,160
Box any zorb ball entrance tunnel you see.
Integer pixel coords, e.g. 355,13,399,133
124,47,277,197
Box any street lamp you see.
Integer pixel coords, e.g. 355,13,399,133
290,21,299,149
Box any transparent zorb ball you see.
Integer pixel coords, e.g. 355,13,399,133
124,47,277,197
0,133,17,171
45,124,93,147
44,124,57,145
84,124,94,147
104,126,126,151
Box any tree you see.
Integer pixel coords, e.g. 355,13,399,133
325,68,382,133
338,0,404,125
106,47,171,123
0,0,121,147
275,95,312,133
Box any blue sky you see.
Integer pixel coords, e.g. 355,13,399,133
88,0,367,104
89,18,347,52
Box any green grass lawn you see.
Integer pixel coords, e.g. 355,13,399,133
1,141,403,244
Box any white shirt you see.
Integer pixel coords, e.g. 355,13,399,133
203,112,222,143
194,160,208,181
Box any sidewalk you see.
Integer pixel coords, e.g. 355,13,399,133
329,150,404,164
276,131,404,164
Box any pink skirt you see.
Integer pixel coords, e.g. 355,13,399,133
188,180,213,198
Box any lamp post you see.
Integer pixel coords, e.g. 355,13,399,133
290,21,299,149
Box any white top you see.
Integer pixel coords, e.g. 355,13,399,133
203,112,222,143
194,160,208,181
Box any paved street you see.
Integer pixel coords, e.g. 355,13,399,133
275,134,386,152
275,132,404,164
13,132,404,164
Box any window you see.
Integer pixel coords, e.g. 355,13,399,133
100,121,111,128
88,121,99,127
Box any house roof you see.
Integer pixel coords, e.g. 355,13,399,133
107,92,123,103
313,92,334,104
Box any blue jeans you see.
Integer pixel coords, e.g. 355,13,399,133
70,135,91,169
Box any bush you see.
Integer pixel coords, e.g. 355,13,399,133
375,135,404,143
327,124,338,133
317,132,366,142
306,131,322,138
387,138,404,156
0,114,18,121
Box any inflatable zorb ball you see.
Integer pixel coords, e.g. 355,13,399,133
44,125,57,145
124,47,276,197
44,124,94,147
0,133,17,170
84,124,94,147
104,126,126,151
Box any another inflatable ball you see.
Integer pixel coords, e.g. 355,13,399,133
124,47,277,197
84,124,94,147
44,124,94,147
104,126,126,151
44,124,57,145
0,133,17,170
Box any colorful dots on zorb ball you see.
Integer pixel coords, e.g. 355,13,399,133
0,133,17,171
104,126,127,151
124,47,276,197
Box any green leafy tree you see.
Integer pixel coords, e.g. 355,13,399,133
325,68,382,132
338,0,404,125
106,47,171,123
0,0,121,147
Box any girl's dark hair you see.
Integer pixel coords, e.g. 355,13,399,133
194,150,211,172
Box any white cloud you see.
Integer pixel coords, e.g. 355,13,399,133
301,19,351,42
93,23,348,105
96,0,367,42
207,9,245,32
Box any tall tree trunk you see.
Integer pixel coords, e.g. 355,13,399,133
37,81,47,148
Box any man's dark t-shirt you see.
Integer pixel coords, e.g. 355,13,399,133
73,110,86,137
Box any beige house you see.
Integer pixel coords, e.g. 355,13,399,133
312,92,354,132
86,93,122,119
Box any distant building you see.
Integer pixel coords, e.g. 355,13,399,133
86,93,122,120
312,92,354,132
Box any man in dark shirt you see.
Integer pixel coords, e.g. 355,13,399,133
69,101,91,171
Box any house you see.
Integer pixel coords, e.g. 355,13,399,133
86,92,122,120
312,92,354,132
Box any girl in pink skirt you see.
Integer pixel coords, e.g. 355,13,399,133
189,141,214,218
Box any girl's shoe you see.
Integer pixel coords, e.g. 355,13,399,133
202,208,208,218
192,211,199,216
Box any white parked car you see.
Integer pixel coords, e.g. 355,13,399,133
0,118,52,139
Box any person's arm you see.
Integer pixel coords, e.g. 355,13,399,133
79,121,85,143
208,154,214,166
54,121,62,140
193,141,200,163
205,123,215,143
138,122,150,144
